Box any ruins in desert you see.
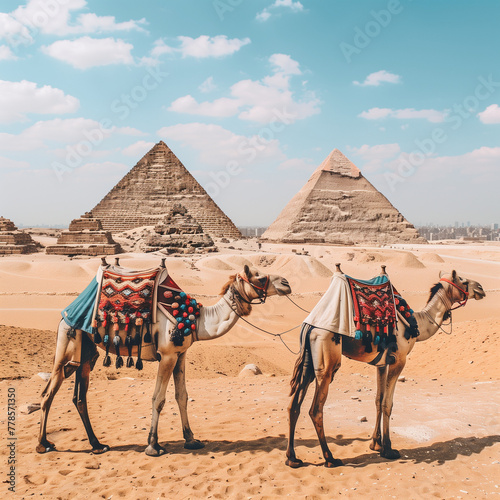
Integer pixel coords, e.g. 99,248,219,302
0,216,38,255
45,212,122,256
261,149,426,245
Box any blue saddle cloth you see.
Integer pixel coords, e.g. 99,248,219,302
61,278,99,334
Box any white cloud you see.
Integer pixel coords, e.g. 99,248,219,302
10,0,145,38
158,122,286,167
278,157,315,170
477,104,500,124
351,143,401,161
358,107,392,120
269,53,301,75
0,156,30,169
273,0,304,11
141,35,250,66
0,12,32,45
256,0,304,21
177,35,250,58
359,107,446,123
169,53,319,124
353,70,401,86
0,117,138,151
117,126,146,136
0,80,79,123
199,76,216,93
150,39,175,58
0,45,17,60
256,10,272,22
169,95,241,117
348,143,401,172
42,36,134,69
122,140,155,157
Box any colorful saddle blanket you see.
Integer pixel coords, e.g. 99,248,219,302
96,268,160,330
62,262,202,370
303,271,418,356
346,274,419,353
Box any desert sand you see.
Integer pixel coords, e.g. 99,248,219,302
0,240,499,499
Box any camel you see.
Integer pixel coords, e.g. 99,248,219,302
37,263,291,456
286,268,486,468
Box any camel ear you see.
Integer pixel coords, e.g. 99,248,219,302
439,270,445,278
243,264,251,277
451,270,457,280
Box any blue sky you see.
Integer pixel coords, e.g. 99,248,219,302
0,0,499,228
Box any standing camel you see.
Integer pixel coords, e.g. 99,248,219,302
286,269,485,468
37,264,291,456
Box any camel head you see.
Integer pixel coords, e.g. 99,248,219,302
221,265,292,305
438,270,486,303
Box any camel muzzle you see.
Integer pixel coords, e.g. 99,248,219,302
276,278,292,295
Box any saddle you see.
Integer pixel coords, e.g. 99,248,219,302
346,274,419,354
63,258,202,370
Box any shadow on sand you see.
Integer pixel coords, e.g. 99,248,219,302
54,434,500,468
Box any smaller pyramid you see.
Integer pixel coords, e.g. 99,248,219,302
0,216,38,254
46,212,122,256
261,149,426,245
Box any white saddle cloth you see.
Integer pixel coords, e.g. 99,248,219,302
304,272,356,338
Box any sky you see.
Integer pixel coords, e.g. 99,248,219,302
0,0,499,228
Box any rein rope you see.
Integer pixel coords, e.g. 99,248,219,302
223,280,302,355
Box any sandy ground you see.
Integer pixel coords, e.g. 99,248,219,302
0,241,499,499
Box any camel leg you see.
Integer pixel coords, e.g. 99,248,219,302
36,367,65,453
369,365,388,452
145,354,177,456
308,333,343,468
173,352,204,450
37,320,73,453
72,362,109,454
285,369,314,468
379,359,406,459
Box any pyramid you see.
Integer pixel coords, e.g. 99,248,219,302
91,141,241,239
260,149,426,245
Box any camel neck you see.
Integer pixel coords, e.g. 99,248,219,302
414,288,452,342
194,288,244,341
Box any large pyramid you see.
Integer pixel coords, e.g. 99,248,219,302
260,149,426,245
91,141,241,239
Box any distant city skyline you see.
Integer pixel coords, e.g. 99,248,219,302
0,0,499,227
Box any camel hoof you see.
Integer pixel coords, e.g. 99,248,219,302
380,448,401,460
145,444,166,457
285,458,304,468
184,440,204,450
369,441,382,452
36,442,56,454
91,444,110,455
325,458,343,468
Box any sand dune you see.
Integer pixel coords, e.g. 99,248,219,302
0,242,499,499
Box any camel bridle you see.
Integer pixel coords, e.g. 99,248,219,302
235,273,270,305
439,277,469,310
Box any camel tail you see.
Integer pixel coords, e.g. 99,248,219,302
289,324,314,397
